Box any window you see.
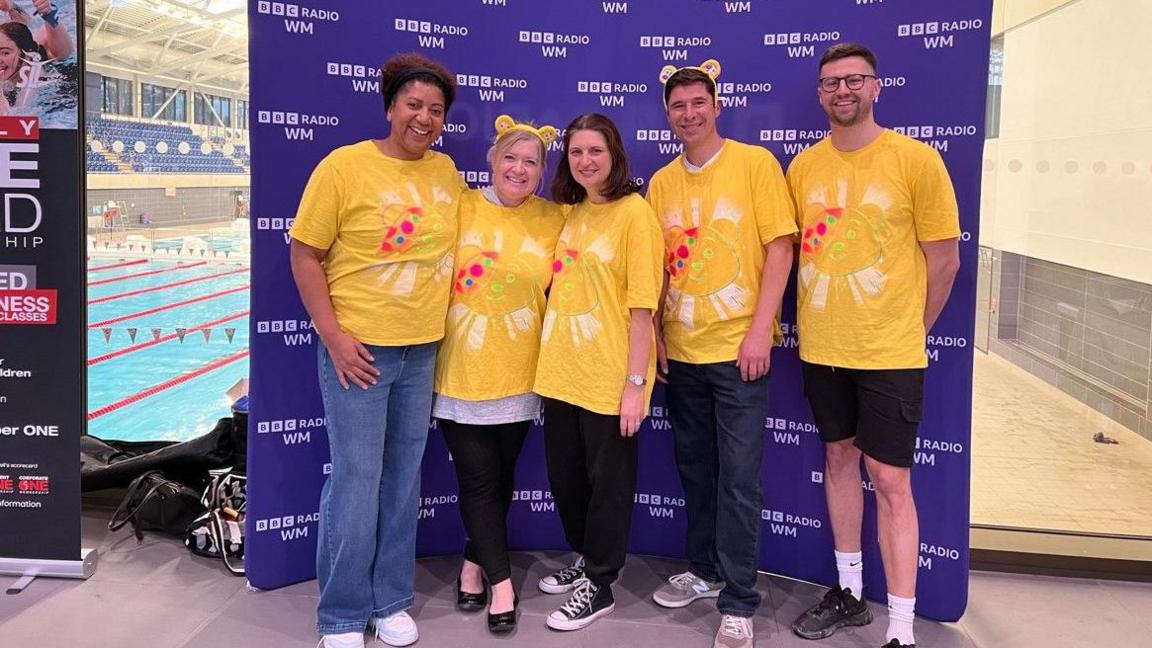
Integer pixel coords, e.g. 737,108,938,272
141,83,187,122
985,35,1003,139
101,76,133,116
194,92,234,126
236,100,249,130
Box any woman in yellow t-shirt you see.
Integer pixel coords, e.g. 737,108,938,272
287,53,465,648
432,116,565,634
532,113,664,631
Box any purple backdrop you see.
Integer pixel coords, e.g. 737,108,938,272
246,0,991,621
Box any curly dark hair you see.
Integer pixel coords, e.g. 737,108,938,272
379,52,456,112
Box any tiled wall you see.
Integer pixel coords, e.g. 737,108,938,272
986,249,1152,440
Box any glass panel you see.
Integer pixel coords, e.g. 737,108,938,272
972,0,1152,539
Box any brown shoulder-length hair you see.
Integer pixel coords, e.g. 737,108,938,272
550,113,640,205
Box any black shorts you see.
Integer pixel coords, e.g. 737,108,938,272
800,362,924,468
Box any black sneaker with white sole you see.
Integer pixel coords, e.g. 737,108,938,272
545,578,615,631
538,555,585,594
791,586,872,640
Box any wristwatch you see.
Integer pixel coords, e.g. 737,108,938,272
626,374,647,387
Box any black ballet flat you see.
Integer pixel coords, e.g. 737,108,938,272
457,577,488,612
487,591,519,634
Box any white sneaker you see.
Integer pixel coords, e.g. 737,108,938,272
652,571,725,608
374,611,418,647
713,615,754,648
318,631,365,648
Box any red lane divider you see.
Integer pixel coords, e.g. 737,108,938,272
88,267,249,305
88,310,249,366
87,349,250,420
88,261,208,287
88,259,148,273
89,284,250,328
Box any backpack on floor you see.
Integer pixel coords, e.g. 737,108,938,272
184,469,247,575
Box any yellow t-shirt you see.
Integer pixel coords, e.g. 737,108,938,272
647,139,798,363
289,141,466,346
786,129,960,369
533,193,664,415
434,190,566,401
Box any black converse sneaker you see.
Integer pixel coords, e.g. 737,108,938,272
791,586,873,639
545,578,615,631
538,555,586,594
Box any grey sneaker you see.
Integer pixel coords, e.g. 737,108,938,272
538,555,586,594
652,571,725,608
713,615,753,648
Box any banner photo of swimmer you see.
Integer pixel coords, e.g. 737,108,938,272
0,0,78,128
248,0,991,622
0,0,83,565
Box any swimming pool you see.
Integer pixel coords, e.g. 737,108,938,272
87,258,250,442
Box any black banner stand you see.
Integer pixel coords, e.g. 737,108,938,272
0,1,97,593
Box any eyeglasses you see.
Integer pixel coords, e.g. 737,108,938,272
818,74,876,93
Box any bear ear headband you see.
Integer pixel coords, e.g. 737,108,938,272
494,114,558,147
658,59,722,107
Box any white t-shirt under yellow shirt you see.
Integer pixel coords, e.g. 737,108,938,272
647,139,798,363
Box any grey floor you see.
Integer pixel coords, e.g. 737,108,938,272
1,510,1150,647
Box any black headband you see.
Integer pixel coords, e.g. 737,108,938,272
383,67,453,113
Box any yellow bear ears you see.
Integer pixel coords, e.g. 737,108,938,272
494,114,558,147
659,59,722,107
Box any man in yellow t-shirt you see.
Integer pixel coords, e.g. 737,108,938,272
646,60,796,648
786,44,960,648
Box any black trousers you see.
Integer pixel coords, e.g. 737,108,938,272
542,398,638,587
439,418,530,584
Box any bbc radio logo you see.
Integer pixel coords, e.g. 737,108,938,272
256,1,339,35
897,19,983,49
256,217,294,231
577,81,613,94
256,111,339,127
763,417,789,430
518,30,590,59
256,319,307,334
460,170,491,185
254,510,319,541
636,129,674,142
326,62,371,78
457,73,528,103
395,17,468,49
763,32,803,46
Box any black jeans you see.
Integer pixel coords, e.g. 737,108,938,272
542,398,638,587
439,419,530,584
666,360,769,617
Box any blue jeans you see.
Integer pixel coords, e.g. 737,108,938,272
315,342,435,635
666,360,769,617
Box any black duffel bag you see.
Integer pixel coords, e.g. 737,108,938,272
108,470,206,541
81,417,241,492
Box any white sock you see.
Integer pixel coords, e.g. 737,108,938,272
834,550,863,597
886,594,916,646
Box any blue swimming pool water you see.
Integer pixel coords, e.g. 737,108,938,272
87,260,251,442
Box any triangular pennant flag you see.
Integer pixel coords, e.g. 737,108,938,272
151,328,162,341
126,328,138,343
101,328,112,343
225,328,236,344
175,327,188,343
202,328,213,343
